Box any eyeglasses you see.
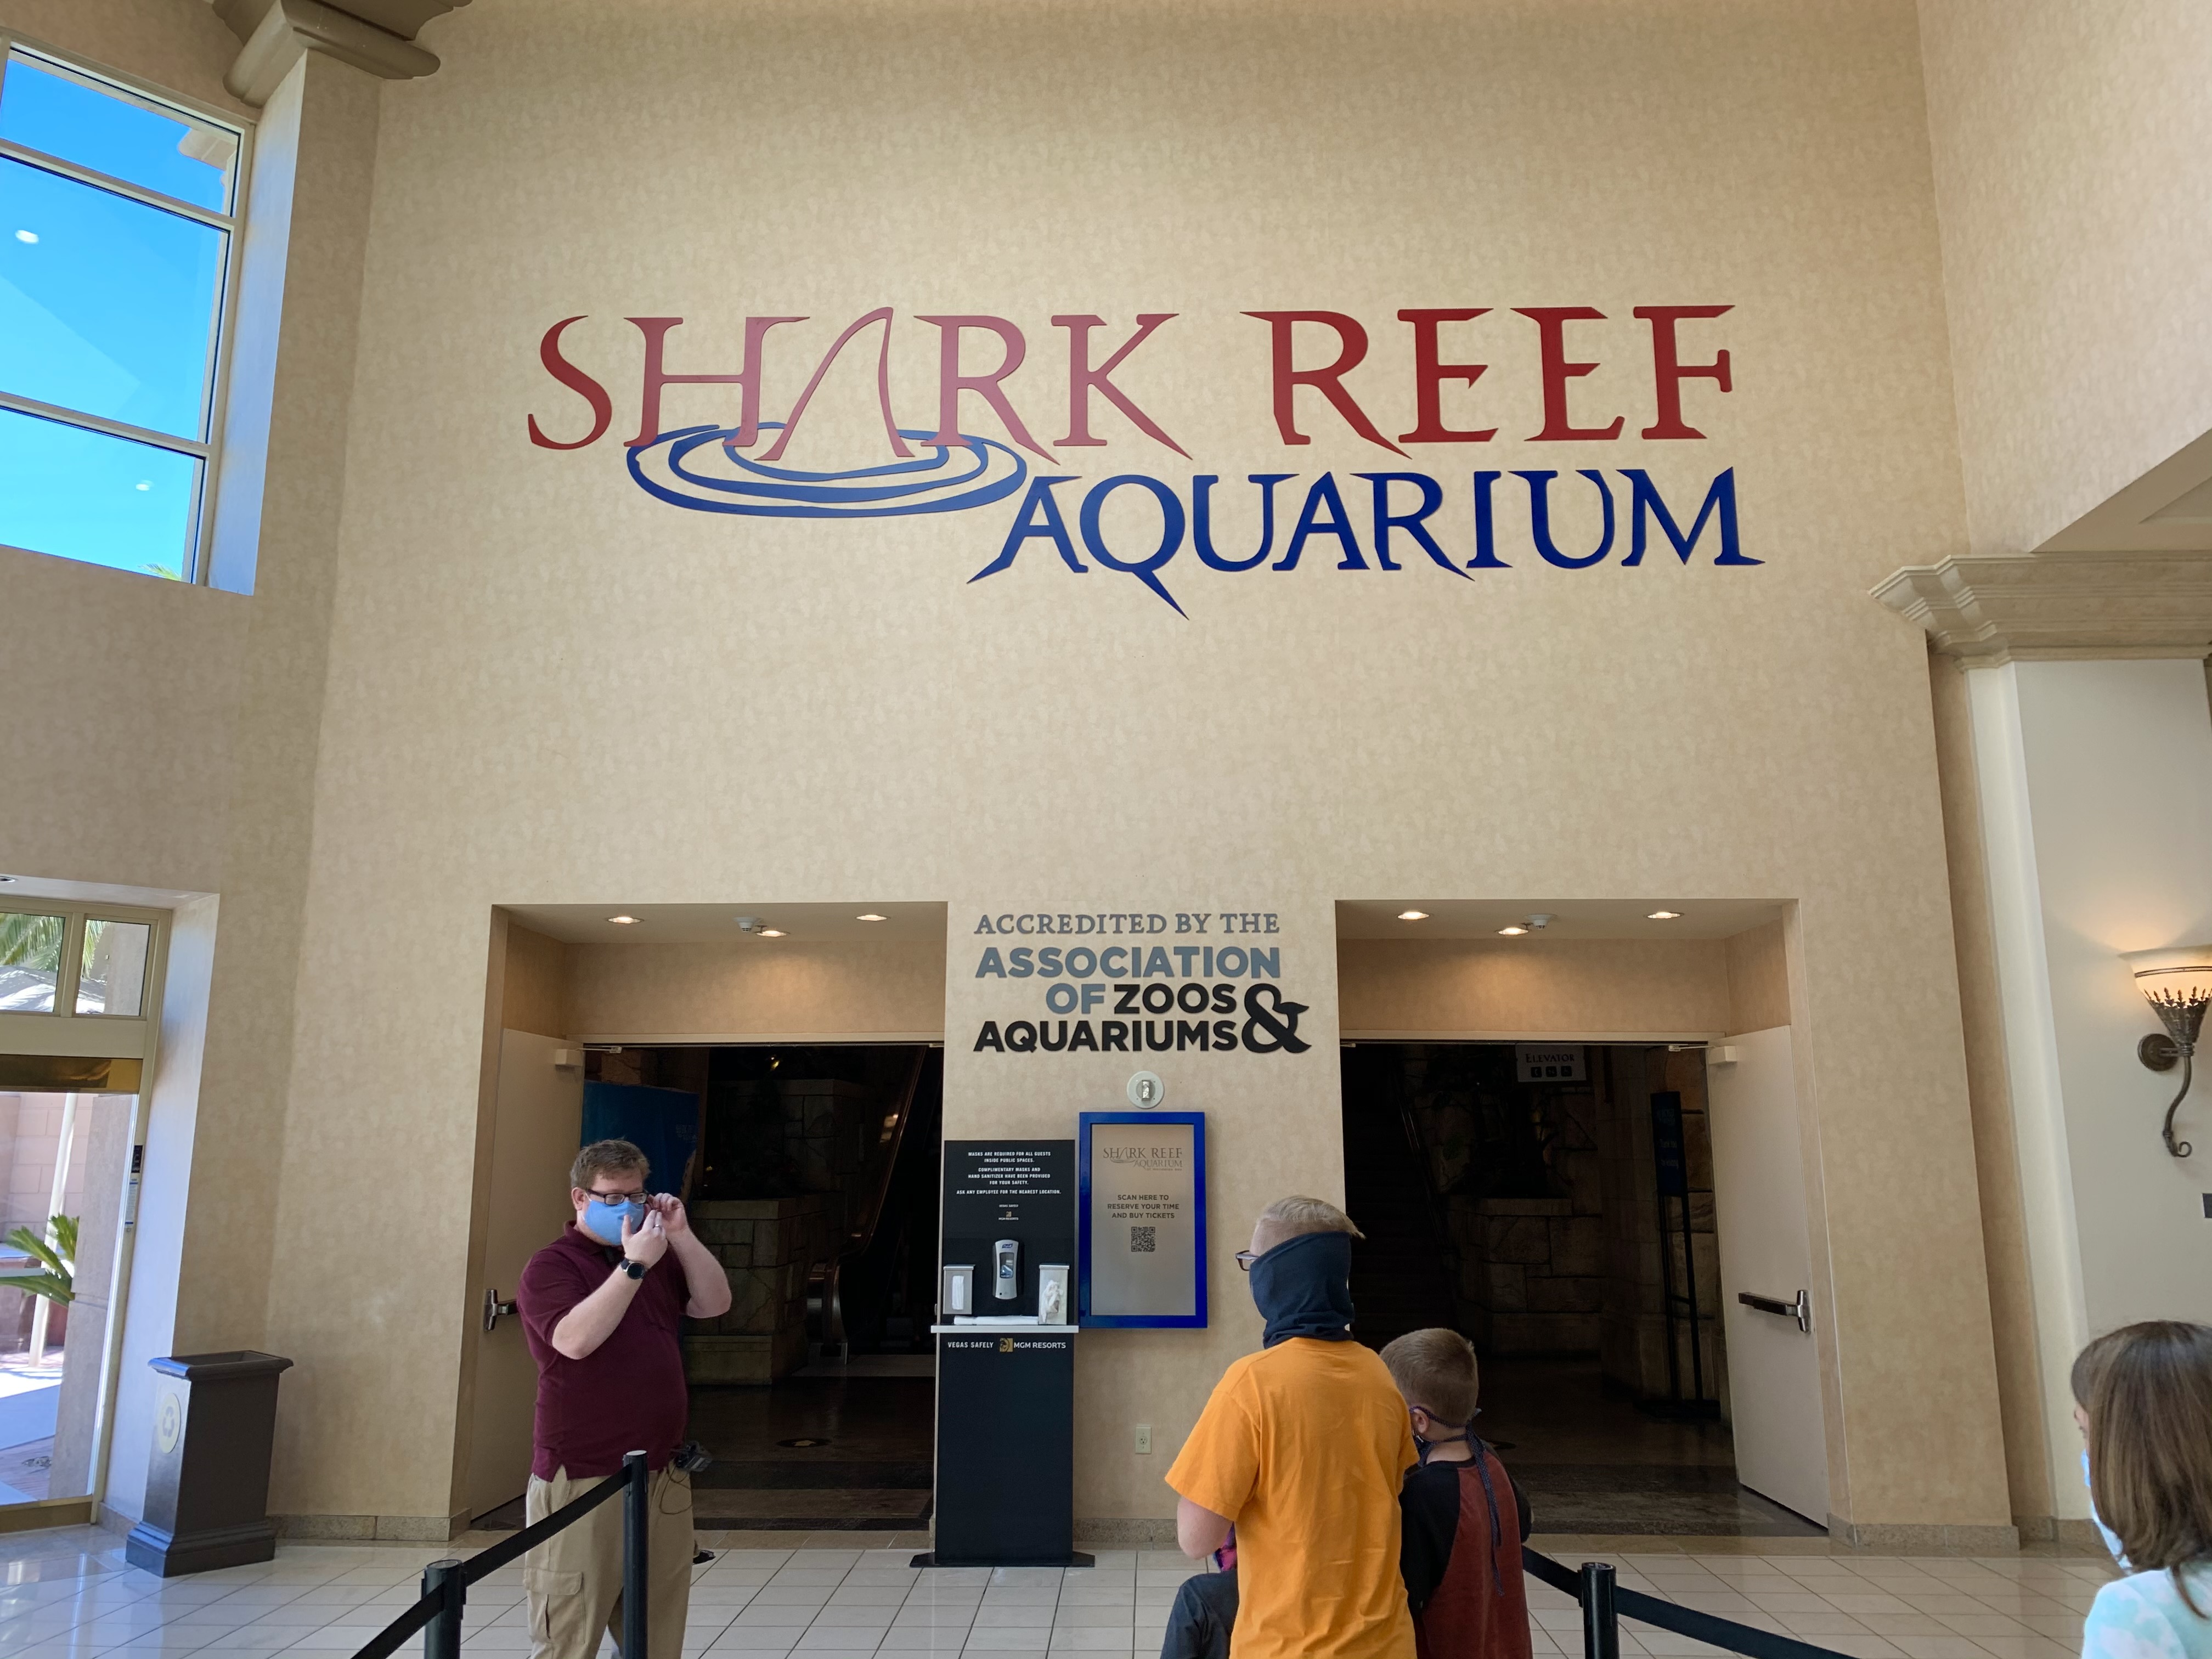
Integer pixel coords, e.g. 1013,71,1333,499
583,1187,647,1206
1235,1251,1260,1272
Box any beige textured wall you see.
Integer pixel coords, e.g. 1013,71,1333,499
1926,653,2051,1525
263,0,2008,1534
0,0,2020,1536
186,48,394,1511
1917,0,2212,555
0,550,245,895
1725,921,1790,1034
0,0,251,118
500,922,567,1039
945,899,1346,1523
563,941,946,1039
1338,938,1731,1036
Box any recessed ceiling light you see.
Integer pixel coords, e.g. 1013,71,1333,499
1647,910,1682,920
608,915,639,925
857,913,886,922
1497,924,1528,936
1397,910,1429,921
759,928,786,938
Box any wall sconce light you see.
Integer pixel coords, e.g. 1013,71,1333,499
2124,945,2212,1159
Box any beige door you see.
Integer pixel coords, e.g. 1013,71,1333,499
1705,1025,1831,1525
464,1030,583,1520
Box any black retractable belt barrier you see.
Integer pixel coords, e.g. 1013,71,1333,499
352,1449,652,1659
1525,1548,1861,1659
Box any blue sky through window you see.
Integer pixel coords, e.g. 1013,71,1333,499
0,53,235,580
0,57,233,211
0,409,198,576
0,160,223,439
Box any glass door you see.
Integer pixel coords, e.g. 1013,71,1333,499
0,1088,133,1504
0,899,166,1520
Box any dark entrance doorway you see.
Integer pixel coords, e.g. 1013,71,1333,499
680,1043,942,1531
1340,1041,1818,1537
475,1041,944,1533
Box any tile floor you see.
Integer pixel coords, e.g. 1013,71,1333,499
0,1527,2117,1658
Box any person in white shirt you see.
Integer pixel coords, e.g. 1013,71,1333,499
2073,1322,2212,1659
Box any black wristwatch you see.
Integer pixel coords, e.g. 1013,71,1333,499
615,1257,646,1281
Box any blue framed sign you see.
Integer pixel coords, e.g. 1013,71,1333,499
1078,1112,1207,1329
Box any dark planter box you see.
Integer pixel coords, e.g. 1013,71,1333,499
124,1351,293,1577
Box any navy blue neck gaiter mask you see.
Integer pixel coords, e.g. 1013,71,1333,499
1250,1231,1357,1347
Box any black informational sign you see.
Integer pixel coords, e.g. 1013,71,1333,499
928,1139,1086,1567
1650,1091,1689,1198
934,1331,1076,1565
941,1141,1075,1316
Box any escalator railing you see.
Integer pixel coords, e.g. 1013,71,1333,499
1393,1091,1463,1314
805,1049,929,1353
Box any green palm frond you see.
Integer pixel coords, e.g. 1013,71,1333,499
0,912,63,967
5,1216,76,1306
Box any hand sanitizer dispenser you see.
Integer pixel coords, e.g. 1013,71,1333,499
1038,1264,1069,1325
941,1264,974,1319
993,1239,1019,1300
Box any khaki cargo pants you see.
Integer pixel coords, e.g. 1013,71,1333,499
522,1464,693,1658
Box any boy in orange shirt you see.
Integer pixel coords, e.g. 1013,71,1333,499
1164,1197,1418,1659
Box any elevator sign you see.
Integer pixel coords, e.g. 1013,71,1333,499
1516,1043,1585,1081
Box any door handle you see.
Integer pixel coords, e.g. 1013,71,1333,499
1736,1289,1811,1334
482,1289,518,1333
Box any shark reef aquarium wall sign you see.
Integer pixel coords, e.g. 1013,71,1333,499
527,305,1757,613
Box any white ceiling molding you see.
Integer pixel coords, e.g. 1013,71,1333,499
211,0,467,104
1872,550,2212,667
2036,427,2212,555
1878,426,2212,664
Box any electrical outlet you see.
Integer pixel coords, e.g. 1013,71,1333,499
1134,1424,1152,1455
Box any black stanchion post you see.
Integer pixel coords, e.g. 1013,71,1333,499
1581,1561,1619,1659
422,1558,465,1659
622,1450,650,1657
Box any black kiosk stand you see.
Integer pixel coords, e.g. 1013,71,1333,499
916,1139,1093,1568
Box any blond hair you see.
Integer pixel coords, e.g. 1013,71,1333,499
1381,1328,1480,1425
571,1139,649,1192
1254,1195,1364,1254
2077,1322,2212,1611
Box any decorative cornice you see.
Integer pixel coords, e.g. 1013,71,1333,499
1872,550,2212,667
212,0,467,105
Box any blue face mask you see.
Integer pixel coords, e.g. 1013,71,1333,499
2084,1448,2130,1568
582,1198,645,1245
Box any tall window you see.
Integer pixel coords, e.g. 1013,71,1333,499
0,42,246,582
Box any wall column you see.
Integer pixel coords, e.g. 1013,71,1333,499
157,46,387,1520
1958,657,2212,1527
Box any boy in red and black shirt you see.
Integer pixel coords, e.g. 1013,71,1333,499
1380,1329,1533,1659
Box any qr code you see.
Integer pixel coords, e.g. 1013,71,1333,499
1130,1226,1156,1253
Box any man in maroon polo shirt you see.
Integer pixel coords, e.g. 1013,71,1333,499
516,1138,732,1658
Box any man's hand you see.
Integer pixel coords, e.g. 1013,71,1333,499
623,1208,669,1267
653,1195,733,1319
